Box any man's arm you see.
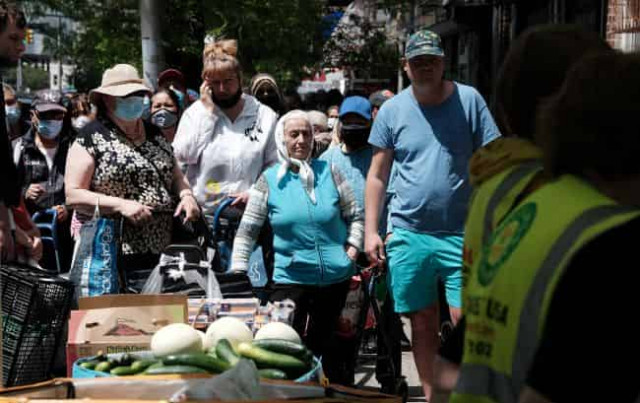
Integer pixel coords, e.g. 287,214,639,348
364,147,393,265
0,203,15,262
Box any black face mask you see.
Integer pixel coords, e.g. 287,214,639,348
341,124,370,150
211,88,243,109
258,93,282,114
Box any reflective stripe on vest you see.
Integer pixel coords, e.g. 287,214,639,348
482,161,543,245
455,204,639,403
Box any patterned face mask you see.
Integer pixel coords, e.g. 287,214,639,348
150,109,178,129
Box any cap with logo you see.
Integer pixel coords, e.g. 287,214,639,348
405,30,444,60
31,89,67,113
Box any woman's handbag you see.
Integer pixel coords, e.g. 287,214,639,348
68,202,123,298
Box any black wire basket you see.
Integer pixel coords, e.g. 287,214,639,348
1,264,73,387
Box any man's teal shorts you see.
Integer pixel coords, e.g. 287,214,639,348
386,227,463,314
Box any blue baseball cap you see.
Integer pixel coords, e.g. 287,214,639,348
405,30,444,60
339,96,372,121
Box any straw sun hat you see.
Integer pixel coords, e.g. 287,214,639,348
89,64,151,104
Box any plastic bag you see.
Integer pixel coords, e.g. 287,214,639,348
68,206,121,297
141,253,222,299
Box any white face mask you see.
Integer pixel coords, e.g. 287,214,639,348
327,117,338,130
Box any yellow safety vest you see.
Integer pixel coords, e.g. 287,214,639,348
463,161,543,289
452,175,640,403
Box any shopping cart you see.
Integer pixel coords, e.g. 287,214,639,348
209,197,270,300
355,265,408,401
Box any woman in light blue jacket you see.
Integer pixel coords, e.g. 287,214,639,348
231,110,363,382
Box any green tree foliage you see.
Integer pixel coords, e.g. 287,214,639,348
3,64,49,91
27,0,326,92
27,0,141,91
202,0,325,90
323,13,399,80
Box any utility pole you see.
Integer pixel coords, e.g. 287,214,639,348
57,12,62,92
140,0,165,90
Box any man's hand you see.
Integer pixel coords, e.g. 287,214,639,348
25,184,45,201
199,82,215,113
365,231,386,268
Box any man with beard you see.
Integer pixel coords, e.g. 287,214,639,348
174,39,278,215
0,1,26,262
364,30,500,400
173,39,277,277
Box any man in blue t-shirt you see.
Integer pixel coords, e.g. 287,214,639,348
364,30,500,400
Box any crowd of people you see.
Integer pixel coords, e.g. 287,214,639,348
1,1,639,401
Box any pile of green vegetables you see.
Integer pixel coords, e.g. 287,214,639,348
79,338,315,380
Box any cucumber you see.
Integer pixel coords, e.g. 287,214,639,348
79,360,99,370
131,359,158,373
215,339,240,366
110,365,139,376
94,361,112,373
236,343,308,374
145,362,164,372
162,354,231,374
144,365,208,375
251,339,310,360
258,368,288,380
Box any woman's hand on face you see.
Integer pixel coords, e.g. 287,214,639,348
345,244,359,262
118,199,153,225
174,194,200,223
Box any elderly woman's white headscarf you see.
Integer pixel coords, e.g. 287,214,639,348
276,110,316,203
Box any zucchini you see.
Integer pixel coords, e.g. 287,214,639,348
162,354,231,374
236,343,308,374
79,360,99,370
145,365,208,375
145,362,164,372
110,365,139,376
131,359,158,373
258,368,288,380
251,339,310,360
215,339,240,366
94,361,112,373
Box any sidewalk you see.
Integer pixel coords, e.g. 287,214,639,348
353,318,452,403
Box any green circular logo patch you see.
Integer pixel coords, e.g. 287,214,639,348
478,202,537,287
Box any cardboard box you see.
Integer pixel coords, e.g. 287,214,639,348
66,295,188,375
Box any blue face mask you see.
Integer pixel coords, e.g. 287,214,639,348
37,119,63,140
114,96,145,121
5,105,20,125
